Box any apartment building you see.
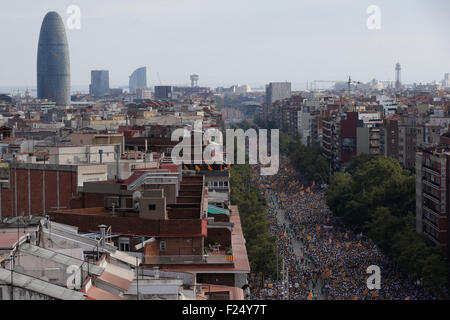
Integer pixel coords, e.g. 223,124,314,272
416,134,450,256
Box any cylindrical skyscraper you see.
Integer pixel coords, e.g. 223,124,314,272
37,11,71,106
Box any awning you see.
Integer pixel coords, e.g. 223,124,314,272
208,205,230,216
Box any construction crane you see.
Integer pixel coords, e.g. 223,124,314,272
156,72,162,85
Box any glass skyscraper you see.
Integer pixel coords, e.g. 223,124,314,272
37,11,71,106
129,67,147,94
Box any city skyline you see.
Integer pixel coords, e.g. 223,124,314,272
0,0,449,90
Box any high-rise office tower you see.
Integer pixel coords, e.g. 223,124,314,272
395,62,402,90
129,67,147,94
37,11,71,106
90,70,110,96
265,82,292,106
443,73,450,87
264,82,292,122
154,86,173,100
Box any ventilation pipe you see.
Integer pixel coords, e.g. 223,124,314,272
115,144,121,181
153,266,160,279
98,224,107,250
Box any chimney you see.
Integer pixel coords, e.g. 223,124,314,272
115,144,121,181
153,266,160,279
99,149,103,164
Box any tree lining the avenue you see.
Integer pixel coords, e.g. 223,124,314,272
230,163,280,277
326,155,448,295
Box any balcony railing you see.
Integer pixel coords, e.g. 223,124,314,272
144,254,234,265
422,177,440,189
423,190,440,203
423,203,441,216
423,165,440,175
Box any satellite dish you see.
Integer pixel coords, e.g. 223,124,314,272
132,191,142,201
132,191,141,211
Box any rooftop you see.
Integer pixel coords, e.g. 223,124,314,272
159,205,250,273
0,268,86,300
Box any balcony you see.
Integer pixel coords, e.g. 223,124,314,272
144,254,234,265
423,190,440,204
423,203,441,216
423,165,440,175
422,177,440,189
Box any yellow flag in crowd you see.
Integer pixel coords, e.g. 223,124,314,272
183,165,189,170
307,235,312,241
307,291,313,300
195,165,200,171
363,289,368,295
312,181,315,187
404,296,410,300
372,291,379,297
208,165,213,171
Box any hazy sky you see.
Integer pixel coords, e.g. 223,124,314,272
0,0,449,90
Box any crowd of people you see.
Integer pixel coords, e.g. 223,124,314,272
248,155,431,300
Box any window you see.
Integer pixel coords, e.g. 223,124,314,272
118,237,130,251
148,204,156,211
160,241,166,251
